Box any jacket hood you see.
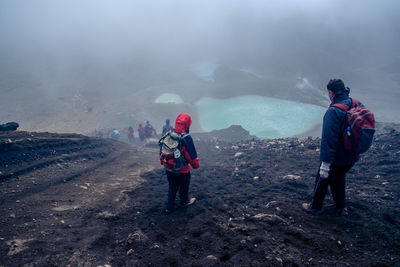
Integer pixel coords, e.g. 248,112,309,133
332,86,350,102
174,113,192,133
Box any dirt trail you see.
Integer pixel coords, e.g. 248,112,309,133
0,132,159,266
0,130,399,266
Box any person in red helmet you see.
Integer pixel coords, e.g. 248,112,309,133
162,113,200,214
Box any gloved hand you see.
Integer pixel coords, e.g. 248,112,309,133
319,161,331,179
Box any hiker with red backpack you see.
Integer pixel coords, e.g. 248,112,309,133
303,79,375,216
127,126,134,142
138,123,145,142
159,113,200,214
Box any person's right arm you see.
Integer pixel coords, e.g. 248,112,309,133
320,107,343,164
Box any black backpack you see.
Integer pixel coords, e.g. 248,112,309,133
159,131,188,172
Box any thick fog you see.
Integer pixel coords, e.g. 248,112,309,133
0,0,399,133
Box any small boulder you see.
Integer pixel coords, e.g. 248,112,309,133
234,152,244,157
206,255,218,260
0,122,19,131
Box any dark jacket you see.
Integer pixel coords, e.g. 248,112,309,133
174,113,200,173
162,124,174,136
320,89,361,166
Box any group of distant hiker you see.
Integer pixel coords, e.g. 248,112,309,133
138,121,157,141
94,120,160,143
160,79,375,216
94,128,124,140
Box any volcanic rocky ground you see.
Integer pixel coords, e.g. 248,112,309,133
0,127,399,266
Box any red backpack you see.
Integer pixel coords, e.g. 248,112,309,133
332,98,375,154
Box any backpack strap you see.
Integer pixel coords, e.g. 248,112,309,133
331,97,356,111
351,98,359,108
331,103,349,111
179,133,189,147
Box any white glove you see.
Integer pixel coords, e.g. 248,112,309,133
319,161,331,179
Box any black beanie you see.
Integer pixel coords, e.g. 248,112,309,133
327,79,345,93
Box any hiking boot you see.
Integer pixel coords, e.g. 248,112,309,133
337,207,348,216
302,203,322,215
182,197,196,207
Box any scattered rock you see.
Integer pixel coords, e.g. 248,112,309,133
234,152,244,157
253,213,268,219
282,174,301,180
265,201,277,208
6,238,34,256
126,230,148,245
206,255,218,260
52,205,79,212
252,213,284,225
253,176,259,180
97,211,116,218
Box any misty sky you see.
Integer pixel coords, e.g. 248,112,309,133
1,1,399,65
0,0,399,124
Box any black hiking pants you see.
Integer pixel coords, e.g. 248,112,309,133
311,164,354,211
166,171,191,211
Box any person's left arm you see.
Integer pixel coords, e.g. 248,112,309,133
182,135,200,169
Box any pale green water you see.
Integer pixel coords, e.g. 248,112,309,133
195,95,325,138
154,93,183,104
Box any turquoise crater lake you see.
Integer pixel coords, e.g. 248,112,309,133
195,95,325,138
